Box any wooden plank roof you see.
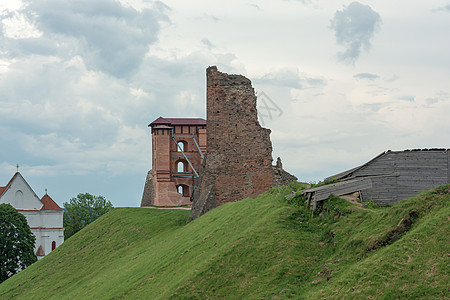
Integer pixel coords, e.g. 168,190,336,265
325,151,388,181
301,177,373,202
325,149,450,181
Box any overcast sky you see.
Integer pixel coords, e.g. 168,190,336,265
1,0,449,207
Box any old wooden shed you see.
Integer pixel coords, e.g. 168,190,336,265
302,149,450,207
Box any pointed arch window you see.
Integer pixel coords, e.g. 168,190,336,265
15,190,24,207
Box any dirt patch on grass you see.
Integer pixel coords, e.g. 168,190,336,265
368,210,419,251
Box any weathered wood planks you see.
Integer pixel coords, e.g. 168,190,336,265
323,149,450,206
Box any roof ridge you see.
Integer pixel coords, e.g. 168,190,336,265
0,172,20,198
36,245,45,256
149,117,207,127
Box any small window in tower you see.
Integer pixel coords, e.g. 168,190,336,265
177,185,189,197
52,241,56,251
177,141,184,152
177,161,185,172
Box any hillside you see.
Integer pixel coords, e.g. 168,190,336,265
0,184,448,299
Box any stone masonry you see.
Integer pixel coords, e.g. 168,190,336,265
189,66,296,221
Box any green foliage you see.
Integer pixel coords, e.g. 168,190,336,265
315,194,354,217
63,193,113,239
0,204,37,283
287,181,309,191
359,197,383,209
1,185,448,299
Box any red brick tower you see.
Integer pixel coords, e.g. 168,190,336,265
141,117,207,207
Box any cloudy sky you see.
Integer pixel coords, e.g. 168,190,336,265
1,0,449,207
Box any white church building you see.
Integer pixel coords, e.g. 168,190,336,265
0,172,64,259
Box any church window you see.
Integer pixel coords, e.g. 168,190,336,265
52,241,56,251
15,190,24,207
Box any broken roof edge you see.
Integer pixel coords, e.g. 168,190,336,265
324,148,450,182
303,173,399,194
325,151,388,181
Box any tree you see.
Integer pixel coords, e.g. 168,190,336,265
0,203,37,283
63,193,113,239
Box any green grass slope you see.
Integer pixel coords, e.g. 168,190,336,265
1,184,448,299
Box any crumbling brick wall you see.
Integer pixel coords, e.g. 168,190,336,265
273,157,298,187
189,66,294,221
141,170,155,206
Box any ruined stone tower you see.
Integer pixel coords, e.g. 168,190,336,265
189,66,295,221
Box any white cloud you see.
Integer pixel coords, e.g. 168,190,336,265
1,10,41,39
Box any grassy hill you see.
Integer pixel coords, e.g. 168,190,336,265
0,183,448,299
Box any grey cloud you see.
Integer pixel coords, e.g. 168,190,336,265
201,38,215,50
433,4,450,12
18,0,168,77
305,77,326,86
254,69,325,90
5,37,59,57
283,0,313,5
361,103,384,112
353,73,379,80
384,74,399,82
426,97,438,105
248,3,261,10
330,2,382,64
399,96,415,102
196,14,220,22
255,69,302,89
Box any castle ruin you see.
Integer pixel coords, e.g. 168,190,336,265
141,66,296,217
188,67,296,220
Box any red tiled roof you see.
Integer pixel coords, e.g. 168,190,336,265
41,194,63,211
0,186,5,197
36,245,45,256
149,117,206,127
